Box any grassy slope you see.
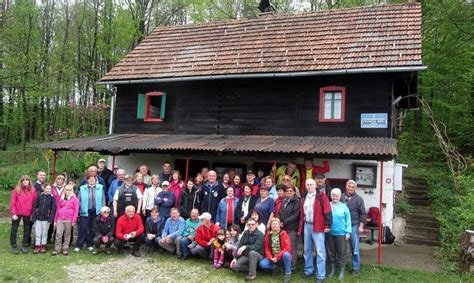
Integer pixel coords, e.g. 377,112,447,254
0,224,468,282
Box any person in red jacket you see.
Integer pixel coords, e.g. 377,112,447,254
190,212,220,258
298,178,332,283
114,205,145,257
299,158,330,196
259,217,293,283
10,175,37,254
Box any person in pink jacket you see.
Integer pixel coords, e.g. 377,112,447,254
10,175,37,254
52,184,79,256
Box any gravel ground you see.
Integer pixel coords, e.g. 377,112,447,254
66,254,241,283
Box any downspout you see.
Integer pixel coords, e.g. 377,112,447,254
377,160,384,264
108,86,116,135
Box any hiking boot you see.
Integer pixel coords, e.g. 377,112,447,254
301,273,313,279
328,263,336,277
11,247,19,255
283,274,291,283
40,245,47,253
51,251,58,256
351,269,359,276
62,250,69,256
245,275,256,281
21,246,29,254
33,246,40,254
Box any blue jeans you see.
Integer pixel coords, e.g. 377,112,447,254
349,224,360,271
259,251,292,274
303,223,326,279
180,237,192,257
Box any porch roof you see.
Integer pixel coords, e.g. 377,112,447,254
33,134,397,159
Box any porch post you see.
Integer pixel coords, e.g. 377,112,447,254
52,151,58,181
185,157,190,180
271,160,277,182
377,160,384,264
112,155,116,169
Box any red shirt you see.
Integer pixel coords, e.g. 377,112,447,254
226,197,234,224
115,214,144,241
195,223,220,247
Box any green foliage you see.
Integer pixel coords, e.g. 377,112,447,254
394,199,412,215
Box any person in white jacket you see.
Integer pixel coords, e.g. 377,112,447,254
142,175,162,218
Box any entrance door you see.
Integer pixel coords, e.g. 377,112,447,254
174,159,210,180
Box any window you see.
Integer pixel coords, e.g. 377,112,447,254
136,91,167,122
319,86,346,122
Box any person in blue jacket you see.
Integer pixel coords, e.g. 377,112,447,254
326,188,352,280
216,186,239,230
144,207,165,252
155,181,174,220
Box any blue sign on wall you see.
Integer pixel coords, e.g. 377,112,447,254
361,113,388,128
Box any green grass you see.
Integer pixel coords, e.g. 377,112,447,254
0,191,10,217
0,223,469,282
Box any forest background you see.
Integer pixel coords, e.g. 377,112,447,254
0,0,472,271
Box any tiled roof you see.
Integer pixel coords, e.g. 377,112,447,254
33,134,398,158
101,3,422,82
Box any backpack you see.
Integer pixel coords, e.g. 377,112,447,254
382,226,396,245
367,207,380,227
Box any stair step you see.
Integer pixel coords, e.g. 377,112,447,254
405,194,429,200
408,199,430,206
410,207,435,215
406,224,440,233
405,230,439,241
404,184,429,192
406,218,440,227
405,235,439,246
404,177,428,186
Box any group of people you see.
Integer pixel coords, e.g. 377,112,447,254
9,158,367,283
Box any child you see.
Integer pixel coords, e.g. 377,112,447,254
10,175,37,254
224,224,241,261
52,184,79,256
31,184,56,253
212,229,226,269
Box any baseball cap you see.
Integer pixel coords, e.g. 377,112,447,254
98,158,106,163
246,170,255,175
161,181,170,187
198,212,212,221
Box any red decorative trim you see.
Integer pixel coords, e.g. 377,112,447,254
145,91,164,122
319,86,346,122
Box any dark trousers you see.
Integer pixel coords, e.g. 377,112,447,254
76,209,97,248
287,230,298,270
326,234,347,267
93,236,115,249
114,233,145,252
10,216,32,247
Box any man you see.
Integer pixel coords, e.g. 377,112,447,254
97,158,113,189
34,171,47,193
341,180,367,276
79,166,106,189
158,208,185,254
298,178,332,283
282,174,301,197
160,161,172,182
272,162,300,188
300,158,330,196
179,208,201,260
230,218,265,281
199,170,225,220
315,172,332,201
114,205,145,257
75,175,106,252
190,212,220,258
113,175,143,218
245,170,260,196
201,167,210,182
144,207,165,252
108,169,125,206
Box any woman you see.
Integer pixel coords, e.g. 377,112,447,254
254,186,275,228
169,170,184,208
10,175,37,254
259,218,292,283
215,187,239,229
138,164,152,186
53,184,79,256
326,188,352,280
51,174,66,203
178,178,198,219
235,183,257,231
232,174,243,199
92,206,115,255
134,172,146,195
277,185,301,271
142,175,161,218
273,185,286,216
222,173,231,189
194,173,204,192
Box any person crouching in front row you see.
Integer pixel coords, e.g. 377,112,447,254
114,205,145,257
92,206,115,255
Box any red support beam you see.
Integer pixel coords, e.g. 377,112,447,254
377,160,384,264
112,156,116,169
52,151,58,181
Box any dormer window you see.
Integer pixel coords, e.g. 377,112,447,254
137,91,167,122
319,86,346,122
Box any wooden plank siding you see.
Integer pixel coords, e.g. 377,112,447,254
114,73,395,137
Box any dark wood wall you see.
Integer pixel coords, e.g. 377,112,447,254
114,73,396,137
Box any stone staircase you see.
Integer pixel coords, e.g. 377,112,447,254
403,177,440,246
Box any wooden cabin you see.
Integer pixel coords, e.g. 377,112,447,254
36,3,425,227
